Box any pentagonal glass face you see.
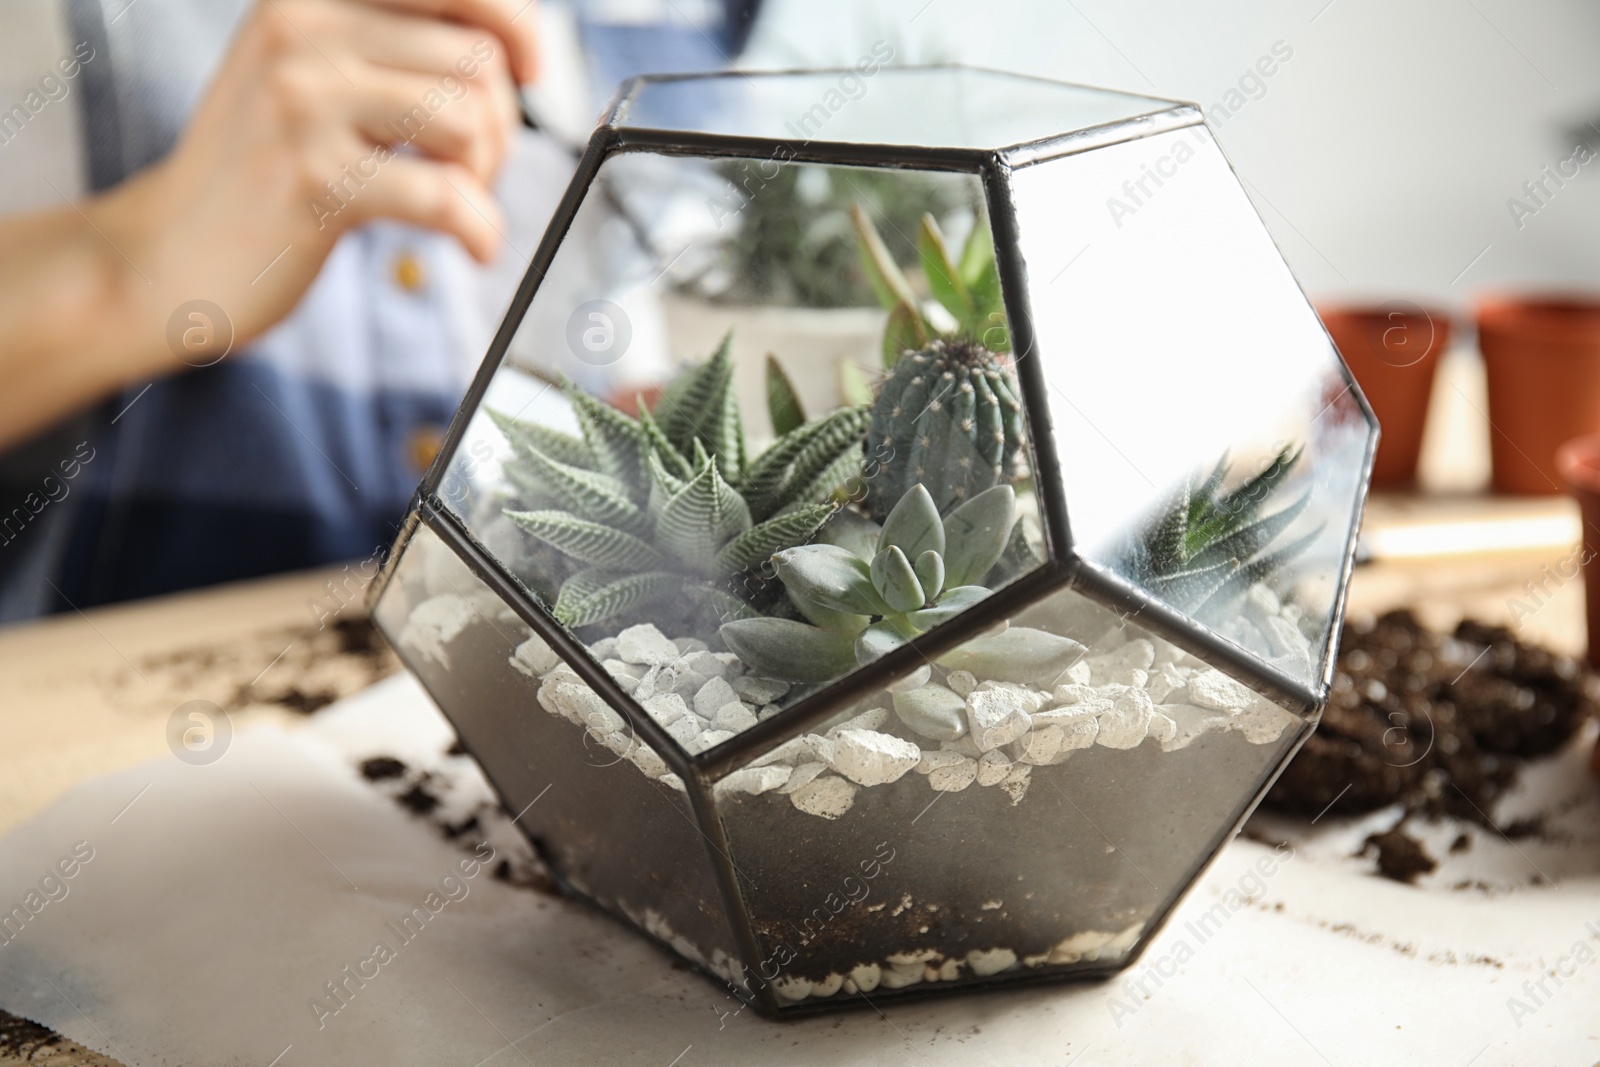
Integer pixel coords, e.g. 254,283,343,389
1008,125,1375,688
437,149,1047,758
616,68,1177,151
709,586,1307,1010
371,523,747,983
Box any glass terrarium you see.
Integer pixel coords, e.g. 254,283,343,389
368,65,1377,1017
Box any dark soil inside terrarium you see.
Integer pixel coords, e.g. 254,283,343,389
718,727,1289,986
1264,610,1599,827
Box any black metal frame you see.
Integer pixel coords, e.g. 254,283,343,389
366,64,1379,1019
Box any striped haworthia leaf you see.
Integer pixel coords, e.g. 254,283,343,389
506,510,665,571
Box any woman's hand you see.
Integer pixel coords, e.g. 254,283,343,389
0,0,539,447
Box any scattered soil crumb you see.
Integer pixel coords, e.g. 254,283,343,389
1449,832,1471,854
1267,611,1598,826
397,783,441,816
359,755,408,781
1362,826,1438,885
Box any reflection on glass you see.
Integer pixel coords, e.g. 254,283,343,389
437,154,1055,755
617,67,1175,150
711,587,1304,1008
1009,125,1373,684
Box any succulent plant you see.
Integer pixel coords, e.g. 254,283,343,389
492,336,870,628
1119,445,1319,619
851,206,1027,521
719,483,1078,684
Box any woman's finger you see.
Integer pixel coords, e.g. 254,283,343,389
344,156,506,262
355,0,539,84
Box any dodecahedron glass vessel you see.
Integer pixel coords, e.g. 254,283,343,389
369,65,1376,1017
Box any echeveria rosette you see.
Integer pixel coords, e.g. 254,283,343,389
719,484,1080,685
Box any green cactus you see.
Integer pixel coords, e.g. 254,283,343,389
1120,445,1320,619
851,206,1027,521
719,484,1078,684
491,336,870,628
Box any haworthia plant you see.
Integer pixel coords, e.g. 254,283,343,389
1119,445,1321,619
719,483,1077,683
492,335,871,628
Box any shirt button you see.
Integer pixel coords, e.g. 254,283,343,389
407,425,445,472
392,251,426,293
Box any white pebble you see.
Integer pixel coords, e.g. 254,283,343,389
938,958,963,981
887,664,932,693
811,973,844,997
966,947,1018,977
830,729,922,786
399,595,475,667
616,623,680,666
719,765,791,795
664,714,703,749
677,649,727,684
1050,684,1095,705
751,736,810,768
1049,930,1113,964
917,749,968,774
1095,688,1153,749
776,761,828,794
641,692,691,728
849,963,882,992
510,636,561,678
1063,659,1092,686
1186,668,1254,713
1158,703,1230,751
976,749,1012,786
828,706,891,736
697,729,735,751
733,674,790,704
713,701,759,732
928,757,978,791
1147,712,1177,745
790,775,858,819
1236,700,1296,744
1013,725,1065,765
879,967,923,989
587,636,619,660
1145,662,1188,704
966,689,1033,751
773,976,812,1001
946,669,977,697
626,743,669,779
693,676,740,719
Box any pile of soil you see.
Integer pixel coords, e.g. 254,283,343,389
0,1009,122,1066
1266,610,1598,827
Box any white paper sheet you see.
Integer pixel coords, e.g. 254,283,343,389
0,674,1595,1066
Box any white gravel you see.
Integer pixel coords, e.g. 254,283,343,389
830,729,922,786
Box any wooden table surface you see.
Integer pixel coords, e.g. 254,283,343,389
0,486,1590,1064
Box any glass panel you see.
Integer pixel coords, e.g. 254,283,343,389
372,523,746,987
1009,125,1374,685
438,151,1049,755
616,68,1178,150
710,586,1306,1009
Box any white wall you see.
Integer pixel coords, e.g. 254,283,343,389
744,0,1600,311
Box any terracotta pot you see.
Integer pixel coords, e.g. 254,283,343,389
1478,296,1600,495
1558,435,1600,667
1319,303,1451,488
